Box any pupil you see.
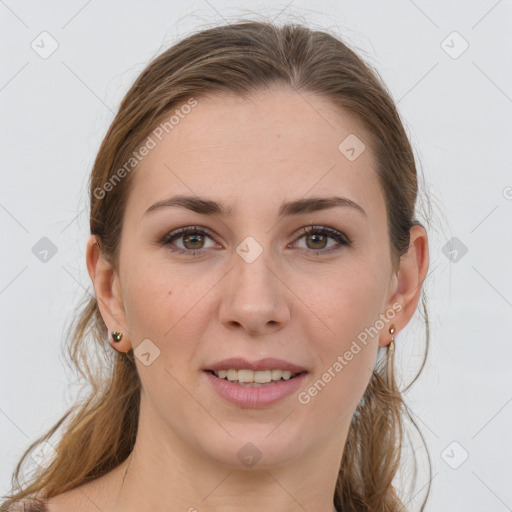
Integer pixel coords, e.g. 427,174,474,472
184,234,203,249
308,234,326,249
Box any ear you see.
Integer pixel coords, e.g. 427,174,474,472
85,235,131,353
379,224,429,347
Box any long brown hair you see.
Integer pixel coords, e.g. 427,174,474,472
2,19,432,512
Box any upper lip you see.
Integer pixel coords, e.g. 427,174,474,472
204,357,308,373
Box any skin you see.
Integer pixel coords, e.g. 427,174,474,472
48,86,428,512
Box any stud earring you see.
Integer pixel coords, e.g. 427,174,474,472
111,331,123,343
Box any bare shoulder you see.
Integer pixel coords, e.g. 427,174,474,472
45,483,105,512
4,465,125,512
45,464,127,512
44,492,76,512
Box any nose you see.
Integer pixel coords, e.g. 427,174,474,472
219,248,291,336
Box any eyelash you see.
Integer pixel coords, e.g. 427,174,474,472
160,225,351,256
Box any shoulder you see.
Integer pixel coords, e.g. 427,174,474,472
42,482,109,512
10,463,126,512
43,490,87,512
7,490,79,512
4,498,48,512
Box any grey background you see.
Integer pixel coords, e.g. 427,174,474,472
1,1,511,511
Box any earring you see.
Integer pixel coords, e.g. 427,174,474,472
386,324,396,388
111,331,123,343
388,324,396,352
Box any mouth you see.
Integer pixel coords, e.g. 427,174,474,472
204,367,308,407
205,369,307,387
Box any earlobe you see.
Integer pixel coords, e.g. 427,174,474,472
85,235,130,352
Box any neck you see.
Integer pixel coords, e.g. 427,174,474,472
106,398,347,512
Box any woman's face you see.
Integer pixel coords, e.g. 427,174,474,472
109,86,400,468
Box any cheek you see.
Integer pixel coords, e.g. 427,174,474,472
308,346,377,424
303,293,380,419
121,263,216,353
122,274,172,331
301,266,384,409
311,264,385,345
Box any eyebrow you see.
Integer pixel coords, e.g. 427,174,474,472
144,194,367,218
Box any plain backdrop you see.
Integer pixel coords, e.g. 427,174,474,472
1,1,511,511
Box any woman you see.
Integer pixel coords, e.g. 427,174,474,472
2,20,431,512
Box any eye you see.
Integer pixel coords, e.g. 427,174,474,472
160,226,218,256
291,225,351,254
160,225,351,257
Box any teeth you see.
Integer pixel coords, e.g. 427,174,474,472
214,369,297,383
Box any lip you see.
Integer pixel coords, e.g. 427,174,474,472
204,370,308,408
204,357,308,373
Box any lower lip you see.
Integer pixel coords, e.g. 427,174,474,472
204,371,308,408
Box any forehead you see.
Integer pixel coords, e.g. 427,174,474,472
126,86,383,221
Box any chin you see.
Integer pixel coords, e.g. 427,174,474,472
199,429,304,469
